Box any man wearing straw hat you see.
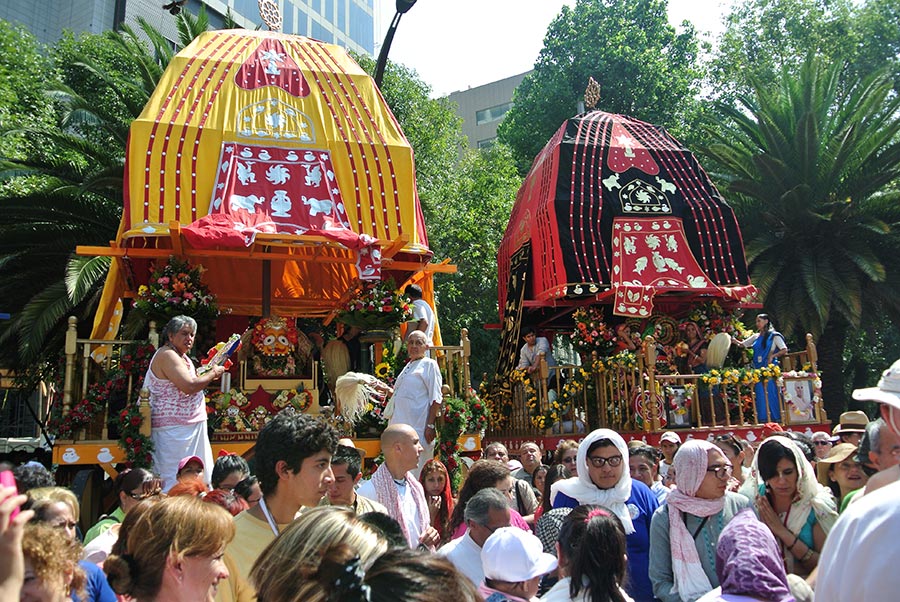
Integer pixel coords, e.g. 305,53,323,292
816,359,900,601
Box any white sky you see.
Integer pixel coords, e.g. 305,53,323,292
375,0,733,97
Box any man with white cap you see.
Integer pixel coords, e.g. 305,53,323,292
816,359,900,602
658,431,681,480
479,526,558,602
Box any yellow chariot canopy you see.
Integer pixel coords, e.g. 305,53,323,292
84,29,451,337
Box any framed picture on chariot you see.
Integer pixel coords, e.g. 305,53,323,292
783,377,820,424
665,385,694,429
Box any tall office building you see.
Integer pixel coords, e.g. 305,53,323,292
447,71,529,151
0,0,375,55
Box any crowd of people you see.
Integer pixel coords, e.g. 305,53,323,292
4,310,900,601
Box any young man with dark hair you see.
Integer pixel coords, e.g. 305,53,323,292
216,412,338,602
404,283,435,344
323,444,387,514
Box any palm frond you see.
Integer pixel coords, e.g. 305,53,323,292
65,256,112,303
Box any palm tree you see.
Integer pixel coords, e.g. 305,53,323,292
0,8,215,376
701,56,900,419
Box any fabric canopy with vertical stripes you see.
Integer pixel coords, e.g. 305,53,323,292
87,29,442,337
497,110,756,321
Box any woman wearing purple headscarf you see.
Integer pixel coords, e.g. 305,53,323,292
695,509,795,602
649,440,751,602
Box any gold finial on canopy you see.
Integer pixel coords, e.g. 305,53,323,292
584,77,601,110
258,0,283,31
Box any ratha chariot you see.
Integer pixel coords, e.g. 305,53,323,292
46,4,476,519
484,80,829,451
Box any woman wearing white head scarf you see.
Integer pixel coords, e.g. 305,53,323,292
738,436,837,577
648,440,752,602
550,429,660,602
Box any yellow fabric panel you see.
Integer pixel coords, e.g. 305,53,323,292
89,256,126,339
123,30,424,249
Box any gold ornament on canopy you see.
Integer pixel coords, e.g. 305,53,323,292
584,77,601,110
258,0,282,31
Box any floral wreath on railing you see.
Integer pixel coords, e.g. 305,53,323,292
50,382,112,440
509,369,539,427
481,380,511,431
50,343,156,461
532,367,594,430
438,396,471,491
700,364,782,387
117,402,154,467
467,387,490,434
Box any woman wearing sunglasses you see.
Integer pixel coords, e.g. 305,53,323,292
82,472,164,566
648,440,752,602
550,429,659,602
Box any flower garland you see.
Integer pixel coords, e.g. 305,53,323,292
467,388,490,434
700,364,781,387
509,369,543,429
437,396,471,491
50,342,157,443
337,279,412,331
50,383,109,439
481,379,511,431
133,256,218,323
117,402,154,468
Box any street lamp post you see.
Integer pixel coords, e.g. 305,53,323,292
374,0,417,87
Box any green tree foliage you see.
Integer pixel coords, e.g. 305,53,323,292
352,53,464,197
851,0,900,88
0,21,55,157
711,0,900,100
700,56,900,418
354,53,517,381
498,0,703,174
427,145,521,383
0,10,211,372
712,0,855,97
